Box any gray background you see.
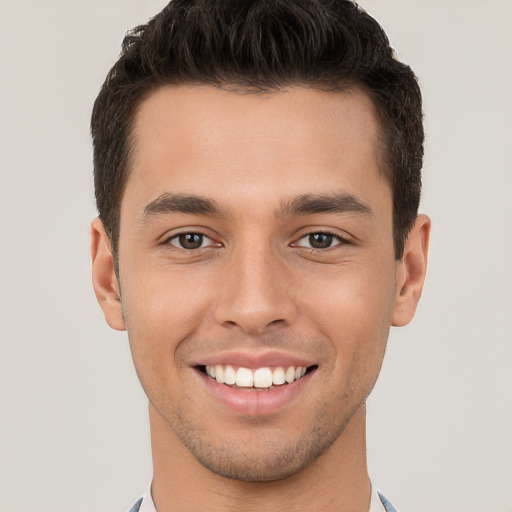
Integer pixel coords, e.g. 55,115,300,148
1,1,511,511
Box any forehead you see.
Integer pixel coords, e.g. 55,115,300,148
125,85,387,215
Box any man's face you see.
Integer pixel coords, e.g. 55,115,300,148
94,86,419,481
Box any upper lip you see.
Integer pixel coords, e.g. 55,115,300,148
190,350,316,369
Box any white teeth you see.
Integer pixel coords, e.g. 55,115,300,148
254,367,273,388
236,367,254,387
224,365,236,385
272,367,286,385
205,364,310,388
215,364,225,384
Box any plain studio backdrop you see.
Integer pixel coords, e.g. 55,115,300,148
1,1,511,511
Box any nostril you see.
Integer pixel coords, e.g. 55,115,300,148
269,319,285,325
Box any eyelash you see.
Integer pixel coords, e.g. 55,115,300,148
293,230,349,250
165,232,217,251
163,230,349,251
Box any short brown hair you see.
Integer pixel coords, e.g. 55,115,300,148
91,0,423,258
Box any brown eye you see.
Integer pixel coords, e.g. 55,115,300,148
296,232,344,249
170,233,206,250
309,233,334,248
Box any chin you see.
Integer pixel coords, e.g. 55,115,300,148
179,423,342,482
195,449,315,482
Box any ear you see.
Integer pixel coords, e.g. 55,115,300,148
392,214,431,327
90,217,126,331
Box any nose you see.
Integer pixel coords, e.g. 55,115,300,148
213,243,298,335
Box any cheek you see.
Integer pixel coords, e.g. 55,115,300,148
123,263,210,331
120,268,211,386
303,259,396,324
302,261,396,370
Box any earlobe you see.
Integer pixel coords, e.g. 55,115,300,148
391,214,431,327
90,218,126,331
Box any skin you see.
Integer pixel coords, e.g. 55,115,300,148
91,86,430,512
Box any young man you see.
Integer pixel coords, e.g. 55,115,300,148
90,1,430,510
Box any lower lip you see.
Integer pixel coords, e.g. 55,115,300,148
196,369,313,416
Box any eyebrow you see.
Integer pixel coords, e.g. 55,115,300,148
139,190,373,223
139,193,225,222
278,192,373,217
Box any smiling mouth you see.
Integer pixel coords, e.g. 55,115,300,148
197,364,318,390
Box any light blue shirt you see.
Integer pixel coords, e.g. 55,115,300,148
129,487,399,512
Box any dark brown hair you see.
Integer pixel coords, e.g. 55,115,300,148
91,0,423,258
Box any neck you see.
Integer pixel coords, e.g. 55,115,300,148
149,404,371,512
